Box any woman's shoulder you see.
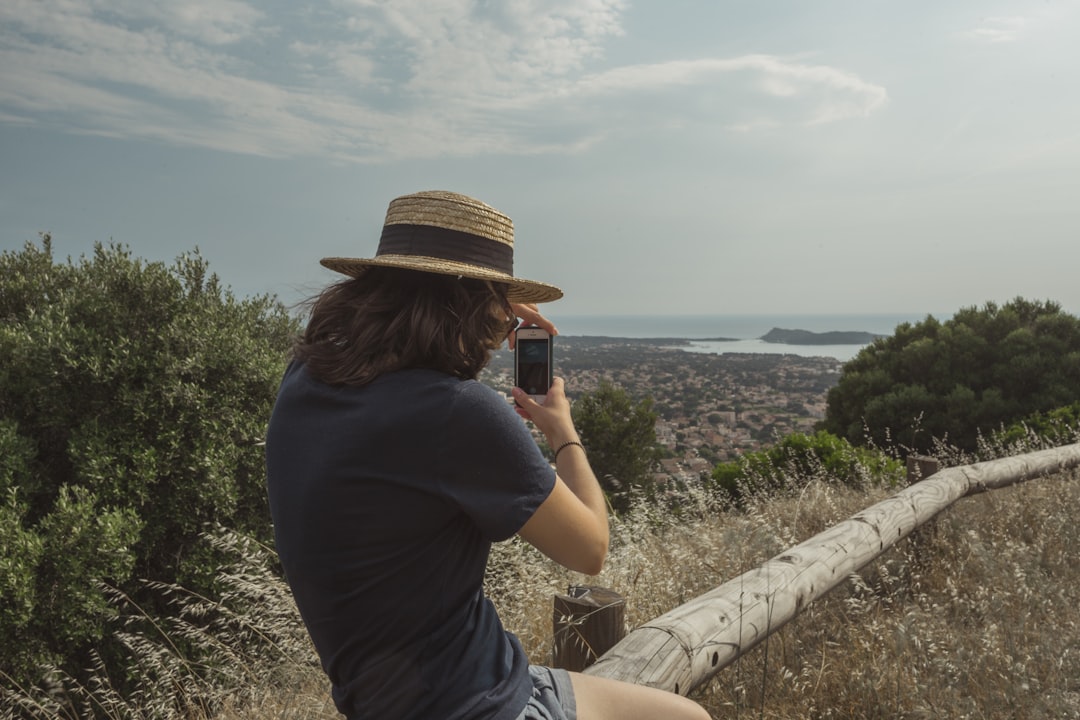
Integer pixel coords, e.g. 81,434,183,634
439,376,520,426
283,365,510,416
454,375,512,403
364,369,507,412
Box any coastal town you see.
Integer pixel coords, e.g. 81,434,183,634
482,336,847,485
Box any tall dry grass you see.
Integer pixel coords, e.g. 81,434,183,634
1,534,335,720
5,438,1078,719
489,462,1080,719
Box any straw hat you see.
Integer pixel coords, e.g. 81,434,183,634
320,190,563,304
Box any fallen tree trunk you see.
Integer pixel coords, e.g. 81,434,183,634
584,443,1080,696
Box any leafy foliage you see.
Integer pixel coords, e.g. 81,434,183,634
0,236,299,691
822,298,1080,454
989,401,1080,450
709,430,904,505
571,380,662,513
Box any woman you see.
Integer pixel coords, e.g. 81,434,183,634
266,191,709,720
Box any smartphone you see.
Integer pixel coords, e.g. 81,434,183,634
514,326,553,403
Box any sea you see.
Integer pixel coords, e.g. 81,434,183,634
556,313,940,363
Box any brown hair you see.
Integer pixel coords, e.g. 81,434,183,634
294,266,511,387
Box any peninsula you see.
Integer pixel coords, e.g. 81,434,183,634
760,327,883,346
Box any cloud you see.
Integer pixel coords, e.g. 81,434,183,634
964,16,1026,43
569,55,888,127
0,0,887,161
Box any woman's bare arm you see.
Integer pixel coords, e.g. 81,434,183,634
513,380,609,574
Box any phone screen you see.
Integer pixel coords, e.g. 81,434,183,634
516,337,552,396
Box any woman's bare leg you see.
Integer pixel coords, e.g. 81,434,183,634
568,672,711,720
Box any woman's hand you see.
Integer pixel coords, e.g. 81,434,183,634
508,303,558,350
511,378,577,448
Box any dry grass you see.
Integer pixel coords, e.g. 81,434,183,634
696,476,1080,719
6,446,1078,719
1,534,334,720
488,466,1080,719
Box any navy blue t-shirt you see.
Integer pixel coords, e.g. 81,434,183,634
265,362,556,720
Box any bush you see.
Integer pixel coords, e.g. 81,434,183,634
0,236,299,691
709,430,904,505
1,529,328,720
990,401,1080,450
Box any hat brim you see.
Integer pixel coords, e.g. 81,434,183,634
320,255,563,304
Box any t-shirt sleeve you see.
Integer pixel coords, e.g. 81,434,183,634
438,381,557,542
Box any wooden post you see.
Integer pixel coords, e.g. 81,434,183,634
906,454,940,484
905,454,944,554
552,586,626,671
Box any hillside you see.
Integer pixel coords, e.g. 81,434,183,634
493,465,1080,718
41,451,1070,720
8,407,1077,719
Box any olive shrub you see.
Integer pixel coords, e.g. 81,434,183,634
0,236,299,689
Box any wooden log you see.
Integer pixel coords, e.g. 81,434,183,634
584,443,1080,695
552,586,626,671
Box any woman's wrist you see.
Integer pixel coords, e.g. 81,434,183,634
552,439,586,463
545,428,580,451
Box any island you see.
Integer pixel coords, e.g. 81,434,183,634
760,327,883,346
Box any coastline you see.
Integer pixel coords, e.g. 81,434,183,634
552,314,922,362
675,338,867,362
555,312,934,340
556,335,868,362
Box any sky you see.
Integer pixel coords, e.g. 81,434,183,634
2,0,1078,319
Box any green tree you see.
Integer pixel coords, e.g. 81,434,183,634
572,380,662,512
822,298,1080,454
0,236,299,689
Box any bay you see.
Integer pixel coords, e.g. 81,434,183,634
675,339,868,362
556,313,933,338
555,313,941,362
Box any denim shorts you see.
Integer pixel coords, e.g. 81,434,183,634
515,666,576,720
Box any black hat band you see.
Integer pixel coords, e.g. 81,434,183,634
377,223,514,275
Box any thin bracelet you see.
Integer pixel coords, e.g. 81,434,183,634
553,440,585,462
